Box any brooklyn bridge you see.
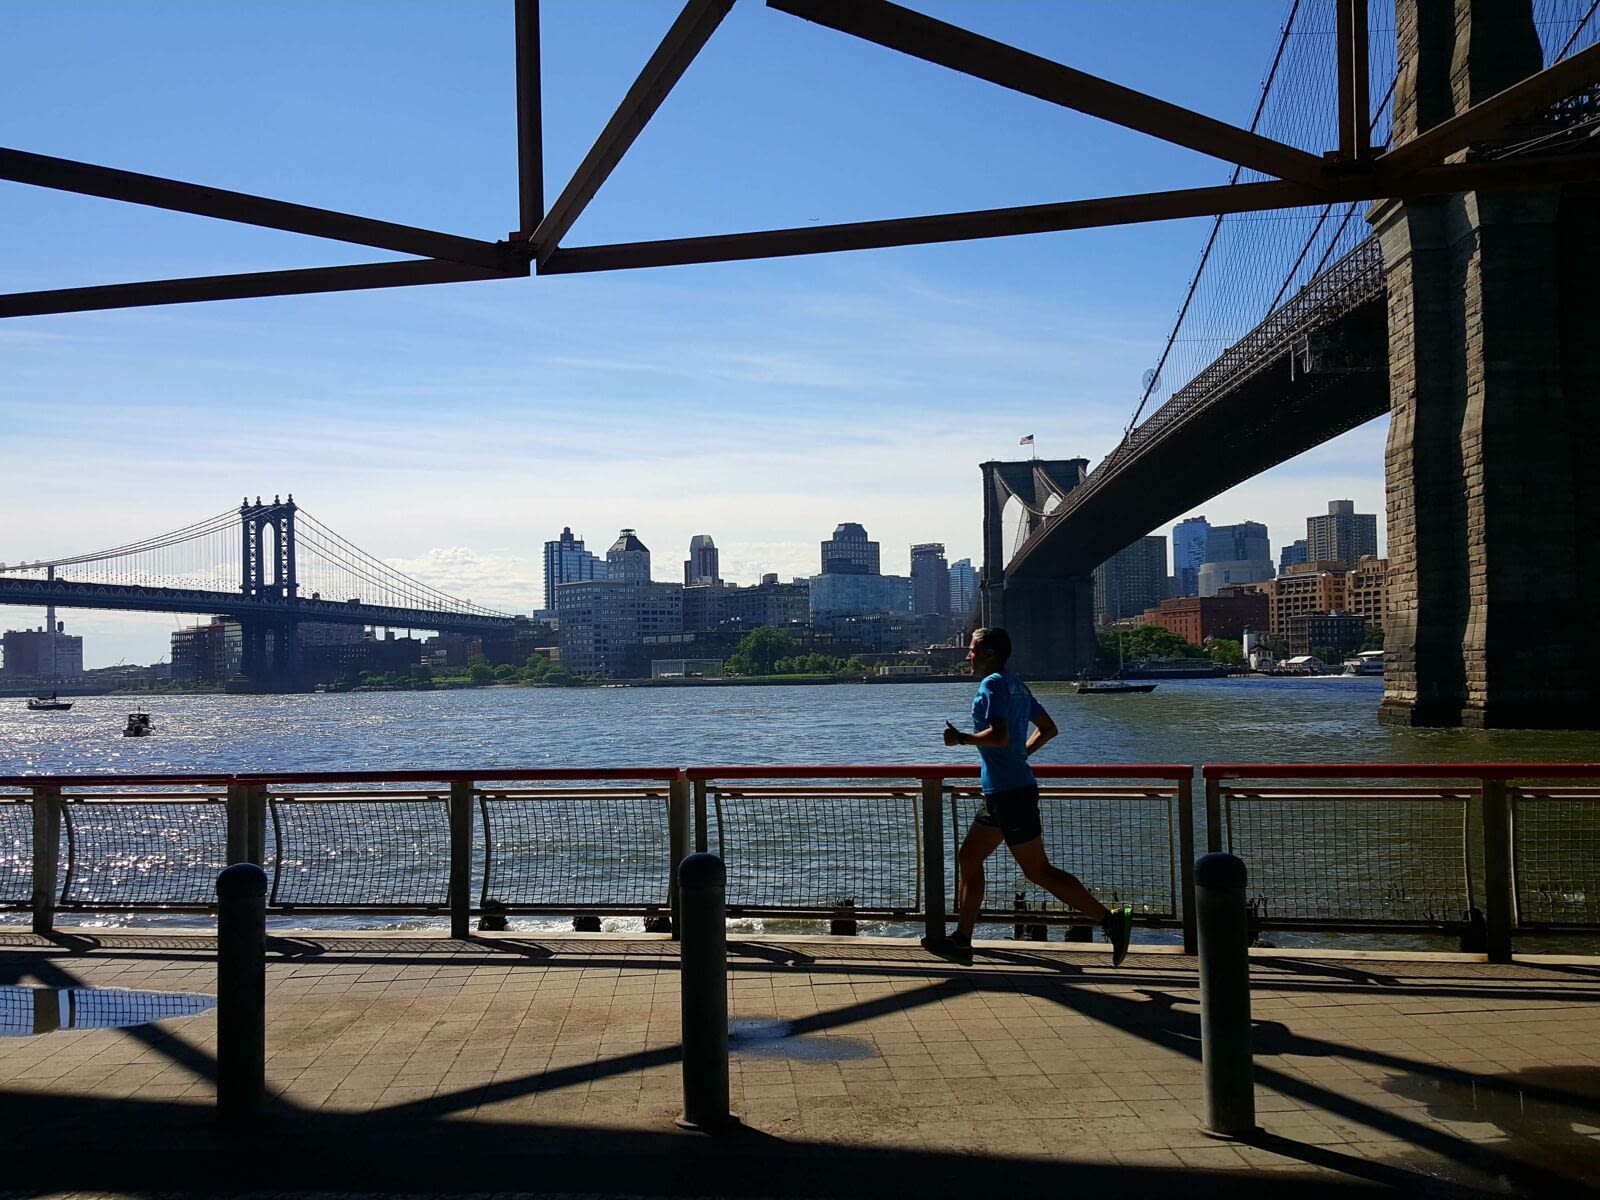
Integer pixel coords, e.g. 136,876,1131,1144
3,0,1599,727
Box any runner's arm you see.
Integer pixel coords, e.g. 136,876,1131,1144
946,717,1009,748
1025,709,1057,757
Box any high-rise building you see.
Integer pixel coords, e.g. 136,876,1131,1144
1280,539,1309,572
909,543,949,616
820,522,879,575
169,620,242,683
948,558,977,619
1199,521,1273,598
556,578,682,676
1205,521,1271,565
542,527,605,611
1171,516,1210,597
1306,500,1378,565
606,528,652,582
1093,536,1167,626
1,620,84,679
683,534,720,586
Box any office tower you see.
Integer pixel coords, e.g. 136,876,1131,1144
606,528,652,582
683,534,721,586
820,522,880,575
1306,499,1378,565
948,558,977,617
1280,539,1309,572
909,543,949,616
1171,516,1210,596
543,527,605,610
1205,521,1271,565
1093,535,1167,625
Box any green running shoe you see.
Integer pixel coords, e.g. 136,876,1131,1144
920,933,973,967
1101,906,1134,967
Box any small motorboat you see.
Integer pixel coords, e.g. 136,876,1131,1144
122,712,153,737
27,694,72,711
1072,680,1157,695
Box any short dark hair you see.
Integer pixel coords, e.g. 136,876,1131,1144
972,627,1012,665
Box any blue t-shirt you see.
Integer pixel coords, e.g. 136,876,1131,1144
972,670,1046,794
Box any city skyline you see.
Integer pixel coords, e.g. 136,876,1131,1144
4,2,1388,667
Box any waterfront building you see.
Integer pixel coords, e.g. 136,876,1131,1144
556,578,682,677
606,529,652,582
299,622,366,647
681,582,728,633
723,578,809,629
305,633,425,683
820,522,880,575
1345,555,1388,629
170,620,242,684
542,527,605,611
1093,535,1167,626
948,558,977,620
1171,516,1210,597
1280,539,1309,572
1307,499,1378,565
0,620,84,680
808,571,911,621
1286,611,1367,659
909,543,949,616
683,534,721,586
1140,593,1270,646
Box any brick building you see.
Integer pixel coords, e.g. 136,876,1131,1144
1140,592,1269,646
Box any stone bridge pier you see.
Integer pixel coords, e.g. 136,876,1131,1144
979,458,1097,679
1375,0,1600,727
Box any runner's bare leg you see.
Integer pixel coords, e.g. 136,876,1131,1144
954,823,1005,940
1007,838,1111,923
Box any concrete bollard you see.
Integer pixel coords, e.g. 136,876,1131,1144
1195,852,1257,1139
676,852,736,1133
216,862,268,1127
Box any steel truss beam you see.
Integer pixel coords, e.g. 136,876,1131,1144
767,0,1332,186
541,154,1600,275
0,259,523,320
2,2,1599,319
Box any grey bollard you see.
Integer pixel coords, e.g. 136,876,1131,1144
217,862,268,1127
1195,852,1257,1139
676,852,737,1132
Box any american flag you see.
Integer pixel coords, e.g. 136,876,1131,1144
1018,434,1034,446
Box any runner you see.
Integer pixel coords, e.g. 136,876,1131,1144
924,626,1134,967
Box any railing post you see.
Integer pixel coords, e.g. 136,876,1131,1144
1196,852,1257,1140
216,862,268,1127
1178,774,1198,955
1481,778,1514,964
676,852,735,1133
692,779,710,853
30,786,60,937
245,784,268,866
668,773,690,940
225,782,250,864
1204,773,1224,853
921,777,946,944
449,780,474,939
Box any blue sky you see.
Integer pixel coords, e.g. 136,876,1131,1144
3,1,1387,666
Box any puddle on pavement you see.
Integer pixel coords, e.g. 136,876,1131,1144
1,985,214,1036
729,1017,876,1062
1385,1065,1600,1186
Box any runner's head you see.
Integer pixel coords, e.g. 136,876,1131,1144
967,627,1012,675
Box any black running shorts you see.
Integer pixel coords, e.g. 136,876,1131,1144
973,784,1043,846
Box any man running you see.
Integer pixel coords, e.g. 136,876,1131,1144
924,627,1133,967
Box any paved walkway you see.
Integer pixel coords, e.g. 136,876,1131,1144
1,932,1598,1198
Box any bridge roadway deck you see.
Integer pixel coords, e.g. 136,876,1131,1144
0,932,1597,1198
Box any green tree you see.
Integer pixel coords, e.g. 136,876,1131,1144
1203,638,1244,666
1309,646,1340,665
467,662,495,685
1361,625,1385,651
1095,626,1200,670
492,663,517,681
727,628,795,676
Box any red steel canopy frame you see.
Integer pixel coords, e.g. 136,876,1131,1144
3,0,1599,318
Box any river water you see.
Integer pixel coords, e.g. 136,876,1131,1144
3,677,1598,947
